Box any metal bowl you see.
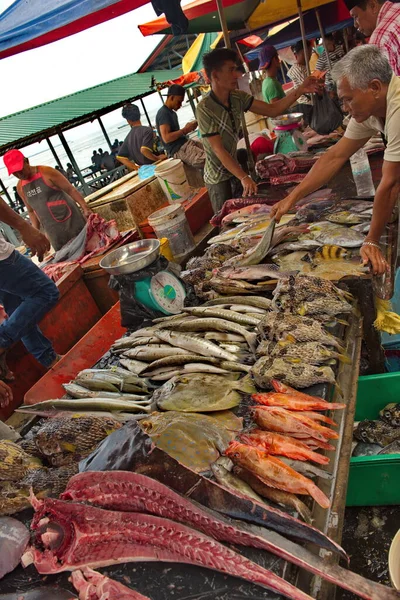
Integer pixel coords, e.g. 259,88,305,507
271,113,304,127
100,239,160,275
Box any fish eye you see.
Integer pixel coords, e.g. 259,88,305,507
384,411,391,420
361,430,368,439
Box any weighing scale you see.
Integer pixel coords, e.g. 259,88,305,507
272,113,307,155
134,270,187,315
100,239,187,316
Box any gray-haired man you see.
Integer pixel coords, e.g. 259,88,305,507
271,45,400,275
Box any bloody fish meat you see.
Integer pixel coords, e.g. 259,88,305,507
23,495,314,600
253,392,345,412
226,441,330,508
239,430,329,465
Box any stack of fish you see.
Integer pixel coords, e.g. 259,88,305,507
251,275,353,390
352,402,400,456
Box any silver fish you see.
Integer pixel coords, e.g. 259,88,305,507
228,304,267,314
314,225,365,248
377,440,400,455
204,296,272,310
19,398,154,413
123,345,191,361
183,306,260,327
155,330,240,361
235,218,276,266
215,264,285,281
161,318,257,353
204,332,246,342
352,442,382,457
142,354,220,374
351,222,370,233
119,359,149,375
277,457,333,480
63,383,147,401
220,361,251,373
326,211,368,225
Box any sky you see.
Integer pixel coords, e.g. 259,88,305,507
0,0,192,118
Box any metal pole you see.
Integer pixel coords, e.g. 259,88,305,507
46,137,63,168
187,89,197,118
343,27,350,53
280,62,287,84
216,0,231,48
140,98,152,127
296,0,311,75
98,117,113,152
234,44,255,177
315,9,332,70
58,130,91,196
0,177,12,204
158,90,165,104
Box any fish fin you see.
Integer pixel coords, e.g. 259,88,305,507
336,319,350,326
284,358,303,364
236,374,257,394
308,481,331,509
336,353,352,365
246,332,258,354
284,334,297,344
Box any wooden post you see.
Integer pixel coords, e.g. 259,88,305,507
216,0,231,48
296,0,311,75
98,117,113,152
140,98,152,127
187,89,197,118
235,44,255,177
46,137,63,168
58,130,91,196
315,9,332,70
343,27,350,53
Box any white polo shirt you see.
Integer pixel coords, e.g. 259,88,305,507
344,74,400,162
0,233,14,261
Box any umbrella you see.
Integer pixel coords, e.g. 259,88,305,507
0,0,150,60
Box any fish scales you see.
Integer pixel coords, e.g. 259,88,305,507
257,312,343,350
154,330,240,361
205,296,272,310
184,306,260,327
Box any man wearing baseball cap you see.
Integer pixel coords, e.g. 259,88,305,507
3,149,91,252
117,103,166,171
259,45,286,104
155,84,205,168
344,0,400,76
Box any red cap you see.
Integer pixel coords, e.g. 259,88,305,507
3,149,25,175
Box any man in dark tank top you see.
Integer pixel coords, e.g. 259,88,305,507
3,150,92,252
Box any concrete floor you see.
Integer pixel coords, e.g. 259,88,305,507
336,506,400,599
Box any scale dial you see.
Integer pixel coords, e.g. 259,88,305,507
150,271,186,314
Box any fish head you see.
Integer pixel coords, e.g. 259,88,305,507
379,403,400,427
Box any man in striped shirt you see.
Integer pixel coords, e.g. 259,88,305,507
316,34,345,91
345,0,400,75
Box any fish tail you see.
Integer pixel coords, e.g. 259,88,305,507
246,332,258,353
308,481,331,508
293,498,313,524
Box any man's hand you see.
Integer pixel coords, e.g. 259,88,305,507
360,242,388,276
183,121,198,134
300,76,321,95
82,205,93,218
0,380,12,408
19,222,50,257
241,175,258,197
270,197,296,222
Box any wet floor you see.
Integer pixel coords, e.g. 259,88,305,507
336,506,400,599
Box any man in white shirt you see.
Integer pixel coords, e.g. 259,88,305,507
271,45,400,275
0,197,59,380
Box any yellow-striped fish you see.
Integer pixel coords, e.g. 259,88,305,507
313,245,349,261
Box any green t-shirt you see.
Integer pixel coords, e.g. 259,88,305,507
262,76,285,104
196,89,253,185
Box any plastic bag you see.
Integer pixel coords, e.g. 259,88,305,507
310,92,343,136
109,257,200,329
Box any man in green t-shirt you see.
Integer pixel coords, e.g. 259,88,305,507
259,45,286,104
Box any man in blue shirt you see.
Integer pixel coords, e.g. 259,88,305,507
156,84,205,168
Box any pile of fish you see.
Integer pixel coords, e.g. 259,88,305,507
0,415,123,516
352,402,400,456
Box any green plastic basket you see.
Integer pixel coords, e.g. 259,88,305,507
346,373,400,506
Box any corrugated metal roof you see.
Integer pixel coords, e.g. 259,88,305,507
0,68,182,152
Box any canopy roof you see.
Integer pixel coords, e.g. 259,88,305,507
138,0,335,36
139,0,260,36
0,0,150,60
0,69,181,153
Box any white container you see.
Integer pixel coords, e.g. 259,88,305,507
154,159,191,204
148,204,195,260
350,148,376,197
389,528,400,590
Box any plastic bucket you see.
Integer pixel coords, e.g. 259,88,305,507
159,237,174,262
154,159,191,204
148,204,195,261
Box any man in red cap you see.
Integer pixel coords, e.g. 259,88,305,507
4,150,92,252
345,0,400,75
0,195,60,381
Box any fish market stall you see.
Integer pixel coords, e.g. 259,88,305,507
1,147,399,600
